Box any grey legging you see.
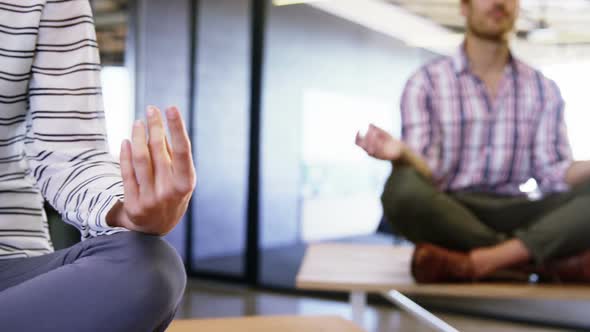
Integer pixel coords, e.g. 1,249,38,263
0,231,186,332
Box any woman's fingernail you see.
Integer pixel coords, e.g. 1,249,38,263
147,106,155,118
166,107,178,119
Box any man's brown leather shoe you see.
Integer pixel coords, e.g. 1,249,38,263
544,250,590,283
411,243,476,283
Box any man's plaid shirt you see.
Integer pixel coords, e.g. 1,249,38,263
401,47,572,195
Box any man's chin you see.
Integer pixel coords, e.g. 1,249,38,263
471,27,511,42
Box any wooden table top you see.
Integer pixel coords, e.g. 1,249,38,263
296,243,590,301
166,316,364,332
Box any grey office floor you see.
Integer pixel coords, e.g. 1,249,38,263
175,279,575,332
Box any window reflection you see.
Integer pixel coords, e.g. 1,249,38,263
91,1,132,157
543,62,590,160
101,67,133,157
300,90,394,242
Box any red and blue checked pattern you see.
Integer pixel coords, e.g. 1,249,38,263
401,48,572,195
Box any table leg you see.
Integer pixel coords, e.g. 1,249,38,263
350,291,367,327
382,290,459,332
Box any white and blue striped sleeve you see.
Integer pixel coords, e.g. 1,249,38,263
25,0,125,238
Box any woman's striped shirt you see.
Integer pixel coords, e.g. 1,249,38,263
0,0,124,259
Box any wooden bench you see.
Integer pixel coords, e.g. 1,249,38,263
296,243,590,331
166,316,364,332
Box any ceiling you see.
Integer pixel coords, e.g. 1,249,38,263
303,0,590,66
90,0,590,66
388,0,590,44
91,0,128,65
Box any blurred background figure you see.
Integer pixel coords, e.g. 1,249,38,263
357,0,590,284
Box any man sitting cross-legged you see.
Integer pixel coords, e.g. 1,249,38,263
356,0,590,283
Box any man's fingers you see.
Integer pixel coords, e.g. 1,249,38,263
363,126,385,157
165,107,196,193
356,129,377,155
120,139,139,204
364,127,378,146
369,123,382,133
131,120,155,193
366,138,378,156
355,131,364,147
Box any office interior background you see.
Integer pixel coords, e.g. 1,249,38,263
93,0,590,288
91,0,590,329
